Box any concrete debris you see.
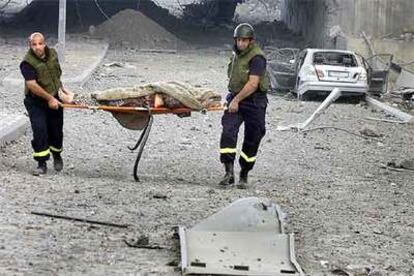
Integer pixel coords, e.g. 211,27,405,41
387,159,414,171
395,69,414,91
94,9,185,50
330,268,350,276
103,62,137,69
152,192,168,200
365,96,413,123
359,125,382,138
124,235,165,250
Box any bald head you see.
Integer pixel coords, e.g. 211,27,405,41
28,32,46,58
28,32,45,43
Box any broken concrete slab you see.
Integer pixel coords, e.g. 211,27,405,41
179,197,304,276
0,112,29,147
365,96,413,123
387,159,414,171
395,69,414,91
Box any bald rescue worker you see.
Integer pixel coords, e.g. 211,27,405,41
219,23,270,189
20,32,71,175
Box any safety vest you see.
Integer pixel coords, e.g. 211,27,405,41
227,43,270,94
23,47,62,96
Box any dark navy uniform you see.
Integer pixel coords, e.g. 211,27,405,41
220,55,268,172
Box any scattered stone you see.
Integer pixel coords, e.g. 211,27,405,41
387,158,414,170
207,189,215,194
330,268,350,275
190,126,200,131
368,271,384,276
360,125,382,137
320,260,329,268
385,265,396,271
373,228,383,235
153,192,168,200
103,62,123,68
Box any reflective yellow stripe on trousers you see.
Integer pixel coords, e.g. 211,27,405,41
33,149,50,157
240,151,256,163
50,146,62,153
220,148,238,154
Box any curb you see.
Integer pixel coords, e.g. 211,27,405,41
2,42,109,87
0,114,29,147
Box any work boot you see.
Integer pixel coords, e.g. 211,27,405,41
32,161,47,176
237,170,249,189
219,162,235,187
53,153,63,172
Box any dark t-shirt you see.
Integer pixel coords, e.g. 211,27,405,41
249,55,266,76
20,61,37,81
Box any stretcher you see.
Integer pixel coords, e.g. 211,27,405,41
62,103,225,181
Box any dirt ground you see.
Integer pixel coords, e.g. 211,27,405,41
1,37,414,275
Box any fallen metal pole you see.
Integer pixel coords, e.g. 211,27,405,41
277,88,342,131
299,88,342,129
31,211,129,228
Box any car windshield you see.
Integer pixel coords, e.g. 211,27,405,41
313,52,358,67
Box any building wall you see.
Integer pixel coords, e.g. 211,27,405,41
337,0,414,38
281,0,414,47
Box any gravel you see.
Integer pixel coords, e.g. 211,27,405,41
0,42,413,275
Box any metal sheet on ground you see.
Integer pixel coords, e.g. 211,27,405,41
179,197,304,276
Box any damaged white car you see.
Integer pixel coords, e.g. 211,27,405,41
293,49,369,98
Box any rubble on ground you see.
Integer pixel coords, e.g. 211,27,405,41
94,9,186,49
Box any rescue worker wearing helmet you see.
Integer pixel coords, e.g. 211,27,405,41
219,23,270,189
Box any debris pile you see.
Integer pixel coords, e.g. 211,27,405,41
94,9,185,49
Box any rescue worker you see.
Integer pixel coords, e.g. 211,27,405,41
219,23,270,189
20,32,71,175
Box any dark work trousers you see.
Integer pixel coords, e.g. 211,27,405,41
24,94,64,162
219,92,267,172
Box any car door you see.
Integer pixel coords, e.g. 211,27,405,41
365,54,393,94
294,50,308,92
266,48,299,92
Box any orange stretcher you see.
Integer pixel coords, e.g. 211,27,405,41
61,103,225,181
61,103,224,115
